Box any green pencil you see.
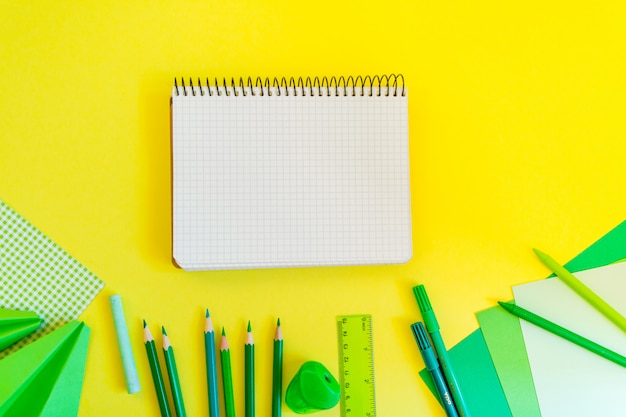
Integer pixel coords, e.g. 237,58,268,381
533,248,626,333
143,321,172,417
204,310,220,417
272,319,283,417
163,326,186,417
245,321,255,417
220,327,236,417
498,301,626,367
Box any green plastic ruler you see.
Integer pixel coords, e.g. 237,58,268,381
336,314,376,417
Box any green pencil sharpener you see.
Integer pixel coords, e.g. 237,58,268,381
285,361,340,414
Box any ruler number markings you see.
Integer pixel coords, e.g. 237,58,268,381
337,314,376,417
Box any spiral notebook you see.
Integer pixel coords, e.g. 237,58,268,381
171,74,411,270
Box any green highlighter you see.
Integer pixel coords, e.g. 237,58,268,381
414,285,470,417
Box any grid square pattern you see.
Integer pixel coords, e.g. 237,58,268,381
0,200,104,357
172,86,411,270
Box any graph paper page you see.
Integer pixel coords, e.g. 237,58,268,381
171,86,411,270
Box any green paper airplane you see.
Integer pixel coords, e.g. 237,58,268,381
0,308,42,352
0,321,90,417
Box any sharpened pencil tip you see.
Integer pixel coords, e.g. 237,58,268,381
162,326,167,335
204,310,215,334
143,319,147,328
206,308,209,317
275,319,283,341
222,327,226,336
247,320,252,331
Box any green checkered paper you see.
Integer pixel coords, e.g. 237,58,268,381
0,200,104,357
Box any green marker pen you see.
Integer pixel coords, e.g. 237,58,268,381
413,285,471,417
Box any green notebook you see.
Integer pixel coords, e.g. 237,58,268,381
0,200,104,357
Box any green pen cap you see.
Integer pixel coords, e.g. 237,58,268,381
285,361,340,414
413,285,440,331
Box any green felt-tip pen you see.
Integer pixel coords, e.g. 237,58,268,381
498,301,626,367
413,285,470,417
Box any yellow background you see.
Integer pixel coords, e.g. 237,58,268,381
2,1,626,416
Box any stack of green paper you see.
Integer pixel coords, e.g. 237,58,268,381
418,220,626,417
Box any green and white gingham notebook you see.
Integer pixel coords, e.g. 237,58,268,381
0,200,104,357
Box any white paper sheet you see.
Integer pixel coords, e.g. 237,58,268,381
513,262,626,417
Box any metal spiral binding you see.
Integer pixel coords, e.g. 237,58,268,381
173,74,405,97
